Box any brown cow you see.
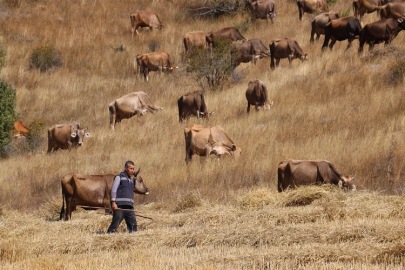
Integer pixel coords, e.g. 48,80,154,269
270,38,308,70
353,0,384,26
60,169,149,220
359,17,405,52
277,159,356,192
184,125,241,163
177,91,214,122
322,16,362,50
310,12,340,43
183,31,212,53
207,27,246,44
234,39,270,66
47,123,90,153
250,0,279,24
380,2,405,19
109,91,162,130
245,79,273,113
297,0,329,21
130,10,163,38
13,120,29,139
138,51,177,81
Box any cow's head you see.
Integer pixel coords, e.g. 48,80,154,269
132,167,150,195
300,52,309,62
71,125,90,147
398,16,405,28
199,111,214,119
338,175,356,191
230,144,242,158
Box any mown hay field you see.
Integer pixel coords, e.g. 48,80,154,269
1,0,405,268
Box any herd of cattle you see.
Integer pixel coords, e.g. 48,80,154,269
13,0,405,220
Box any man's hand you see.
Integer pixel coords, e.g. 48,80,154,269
111,201,118,211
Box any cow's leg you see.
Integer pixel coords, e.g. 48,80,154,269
247,103,250,113
135,25,140,35
270,56,275,70
310,26,315,43
109,104,116,130
65,196,72,220
255,102,259,111
47,141,53,154
288,55,294,67
369,42,375,51
358,39,365,53
144,67,149,82
322,32,330,51
276,59,280,67
205,145,212,161
329,37,337,50
298,7,303,21
346,39,353,50
67,141,72,152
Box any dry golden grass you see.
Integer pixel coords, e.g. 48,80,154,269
1,0,405,268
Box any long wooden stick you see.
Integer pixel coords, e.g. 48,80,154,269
76,205,153,220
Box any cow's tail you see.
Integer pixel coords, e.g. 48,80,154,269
177,96,183,122
60,184,65,221
277,167,283,192
108,101,116,129
270,42,275,70
353,0,359,17
200,94,208,117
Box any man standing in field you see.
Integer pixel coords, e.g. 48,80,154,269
107,161,138,233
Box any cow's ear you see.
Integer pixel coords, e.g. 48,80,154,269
398,18,404,23
338,179,344,187
71,133,77,138
85,132,91,137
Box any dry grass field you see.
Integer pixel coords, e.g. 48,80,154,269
1,0,405,268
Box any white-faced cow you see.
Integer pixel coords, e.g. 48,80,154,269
379,2,405,19
270,38,308,70
178,91,214,122
184,125,241,163
359,17,405,52
277,160,356,192
310,12,340,43
130,10,163,38
249,0,278,24
60,169,149,220
245,79,273,113
297,0,329,21
138,51,177,81
322,16,362,51
234,39,270,66
47,123,90,153
109,91,162,130
183,31,212,53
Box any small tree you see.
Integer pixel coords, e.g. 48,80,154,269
29,44,63,72
186,38,238,91
0,80,17,158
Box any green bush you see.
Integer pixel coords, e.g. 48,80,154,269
338,7,351,18
27,119,45,153
185,38,238,91
29,44,63,72
327,0,337,5
188,0,246,18
0,80,17,158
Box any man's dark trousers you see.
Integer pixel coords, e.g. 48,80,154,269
107,205,137,233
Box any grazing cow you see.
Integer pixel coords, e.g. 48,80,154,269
109,91,162,130
207,27,246,45
60,169,149,220
270,38,308,70
277,160,356,192
380,2,405,19
359,17,405,52
310,12,340,43
130,10,163,38
245,80,272,113
138,51,176,81
13,120,29,139
322,16,362,50
177,91,214,122
47,123,90,153
249,0,278,24
183,31,212,53
353,0,384,26
234,39,270,66
297,0,329,21
184,125,241,163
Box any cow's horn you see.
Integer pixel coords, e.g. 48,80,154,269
84,127,88,130
134,167,141,177
351,175,356,180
